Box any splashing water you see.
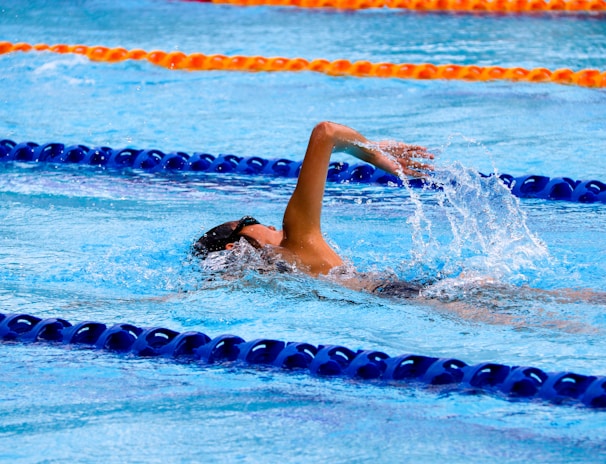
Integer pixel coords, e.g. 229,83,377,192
200,238,297,277
399,162,552,288
343,139,551,289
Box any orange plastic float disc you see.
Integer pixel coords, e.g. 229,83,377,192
182,53,207,70
573,69,600,87
87,46,110,61
207,54,228,70
298,0,320,6
527,67,552,82
436,64,462,79
486,0,507,11
146,50,167,65
460,65,483,81
13,42,34,52
436,0,451,11
355,0,372,7
448,0,471,11
565,0,587,9
285,57,309,71
106,47,129,62
226,55,249,70
545,0,565,8
394,63,417,78
70,45,89,55
350,61,373,76
516,0,532,11
267,57,291,71
337,0,357,8
308,59,331,73
588,0,606,10
126,49,148,60
327,59,352,76
469,0,489,11
511,0,527,10
50,44,70,53
0,41,12,54
387,0,411,7
550,68,575,85
504,67,530,80
162,51,187,69
354,0,380,8
430,0,449,9
246,56,269,71
409,0,431,9
415,63,438,79
526,0,547,10
372,63,396,78
482,66,507,80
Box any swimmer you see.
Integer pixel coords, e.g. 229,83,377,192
190,122,606,331
193,121,433,290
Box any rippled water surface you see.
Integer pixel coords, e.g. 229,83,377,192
1,1,605,462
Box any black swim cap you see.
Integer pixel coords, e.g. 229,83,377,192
193,216,260,257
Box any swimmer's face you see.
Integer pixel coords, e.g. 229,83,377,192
226,223,283,249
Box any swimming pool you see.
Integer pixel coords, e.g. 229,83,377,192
1,0,606,462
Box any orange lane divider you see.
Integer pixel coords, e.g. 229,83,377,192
1,42,605,88
207,0,606,12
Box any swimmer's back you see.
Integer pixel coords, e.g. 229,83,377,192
371,281,422,299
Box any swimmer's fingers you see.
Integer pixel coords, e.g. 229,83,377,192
399,168,423,178
400,167,431,178
370,140,435,178
397,143,433,158
397,159,434,178
410,146,435,160
378,141,435,160
398,156,434,171
404,146,435,161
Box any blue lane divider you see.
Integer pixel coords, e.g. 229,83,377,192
1,139,605,203
1,312,604,409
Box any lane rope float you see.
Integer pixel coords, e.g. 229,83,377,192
2,139,606,203
198,0,606,12
1,312,605,409
1,41,605,88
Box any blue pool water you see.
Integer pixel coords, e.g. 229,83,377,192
1,1,606,462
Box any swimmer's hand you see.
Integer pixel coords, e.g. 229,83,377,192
374,141,434,178
327,122,434,178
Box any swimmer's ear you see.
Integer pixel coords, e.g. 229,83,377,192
225,243,235,251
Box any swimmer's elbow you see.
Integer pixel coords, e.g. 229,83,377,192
311,121,355,153
311,121,338,141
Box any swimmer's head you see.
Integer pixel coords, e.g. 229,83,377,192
193,216,262,258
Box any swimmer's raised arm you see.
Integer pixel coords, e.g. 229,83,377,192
281,122,432,272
